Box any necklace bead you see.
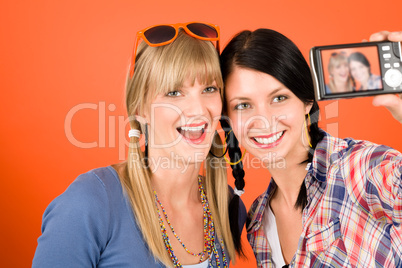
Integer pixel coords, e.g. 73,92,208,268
154,176,227,268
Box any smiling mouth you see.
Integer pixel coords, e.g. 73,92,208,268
177,123,208,142
252,131,284,145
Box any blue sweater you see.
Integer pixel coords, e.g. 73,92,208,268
32,166,246,267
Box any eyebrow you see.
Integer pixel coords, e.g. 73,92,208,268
228,87,284,103
180,82,218,90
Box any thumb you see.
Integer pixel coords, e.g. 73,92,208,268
372,94,402,123
387,31,402,42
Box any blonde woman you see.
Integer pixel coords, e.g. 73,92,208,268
325,52,354,94
33,22,246,268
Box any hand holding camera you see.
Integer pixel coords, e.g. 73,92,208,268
371,31,402,124
310,30,402,123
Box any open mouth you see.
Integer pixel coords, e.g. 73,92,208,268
252,131,285,147
177,123,208,143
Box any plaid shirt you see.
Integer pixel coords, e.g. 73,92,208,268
247,131,402,267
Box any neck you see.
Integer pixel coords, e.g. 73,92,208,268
334,80,347,91
150,157,202,208
270,163,308,208
266,148,309,208
361,80,368,89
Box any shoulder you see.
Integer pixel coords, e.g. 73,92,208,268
41,166,124,228
338,138,402,168
33,166,126,267
313,130,402,182
248,190,266,217
246,184,272,233
372,74,382,80
314,130,400,167
325,84,332,94
321,132,402,176
74,166,121,191
50,166,122,211
326,136,402,206
342,138,402,181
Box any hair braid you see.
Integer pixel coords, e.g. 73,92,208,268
220,118,245,255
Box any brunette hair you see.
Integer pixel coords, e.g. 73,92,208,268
348,51,371,73
348,52,372,89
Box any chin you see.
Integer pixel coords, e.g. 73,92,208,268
181,148,210,163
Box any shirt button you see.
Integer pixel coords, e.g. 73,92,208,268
216,243,220,249
212,260,216,266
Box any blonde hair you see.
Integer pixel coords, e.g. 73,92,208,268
327,52,354,93
119,31,235,266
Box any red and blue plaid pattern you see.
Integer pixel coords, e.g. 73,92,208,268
247,131,402,267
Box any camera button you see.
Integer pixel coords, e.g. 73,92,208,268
384,69,402,88
382,45,391,51
394,62,401,68
384,63,391,68
383,53,392,59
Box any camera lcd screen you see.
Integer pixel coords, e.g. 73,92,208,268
320,46,383,95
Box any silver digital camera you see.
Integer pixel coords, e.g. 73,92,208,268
310,41,402,100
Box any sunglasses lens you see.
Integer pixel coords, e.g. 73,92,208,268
187,23,218,38
144,25,176,44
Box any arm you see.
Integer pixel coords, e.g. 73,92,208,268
370,31,402,123
32,172,110,268
365,146,402,261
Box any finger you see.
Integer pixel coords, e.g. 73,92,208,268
369,31,390,42
387,31,402,42
372,94,401,107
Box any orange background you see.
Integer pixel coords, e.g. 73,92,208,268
1,0,402,267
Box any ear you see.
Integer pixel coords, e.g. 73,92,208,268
134,114,148,125
305,102,313,115
133,106,150,125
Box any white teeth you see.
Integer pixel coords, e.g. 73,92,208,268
180,124,206,132
254,131,284,144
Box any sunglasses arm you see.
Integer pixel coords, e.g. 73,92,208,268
129,36,141,78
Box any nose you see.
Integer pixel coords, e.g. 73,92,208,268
246,106,276,131
182,94,208,118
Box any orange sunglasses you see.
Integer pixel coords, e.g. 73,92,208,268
129,22,220,78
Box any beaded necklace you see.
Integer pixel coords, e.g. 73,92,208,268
154,176,228,268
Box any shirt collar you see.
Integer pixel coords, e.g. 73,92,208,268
246,130,350,233
246,180,276,234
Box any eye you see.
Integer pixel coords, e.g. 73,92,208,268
203,86,219,94
272,95,287,103
234,103,251,110
166,90,182,97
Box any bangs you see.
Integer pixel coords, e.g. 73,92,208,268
334,58,347,65
329,56,347,71
146,32,223,99
127,31,223,116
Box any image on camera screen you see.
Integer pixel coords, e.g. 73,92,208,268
320,46,383,95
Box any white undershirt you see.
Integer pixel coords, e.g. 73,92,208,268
262,204,286,268
182,257,209,268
